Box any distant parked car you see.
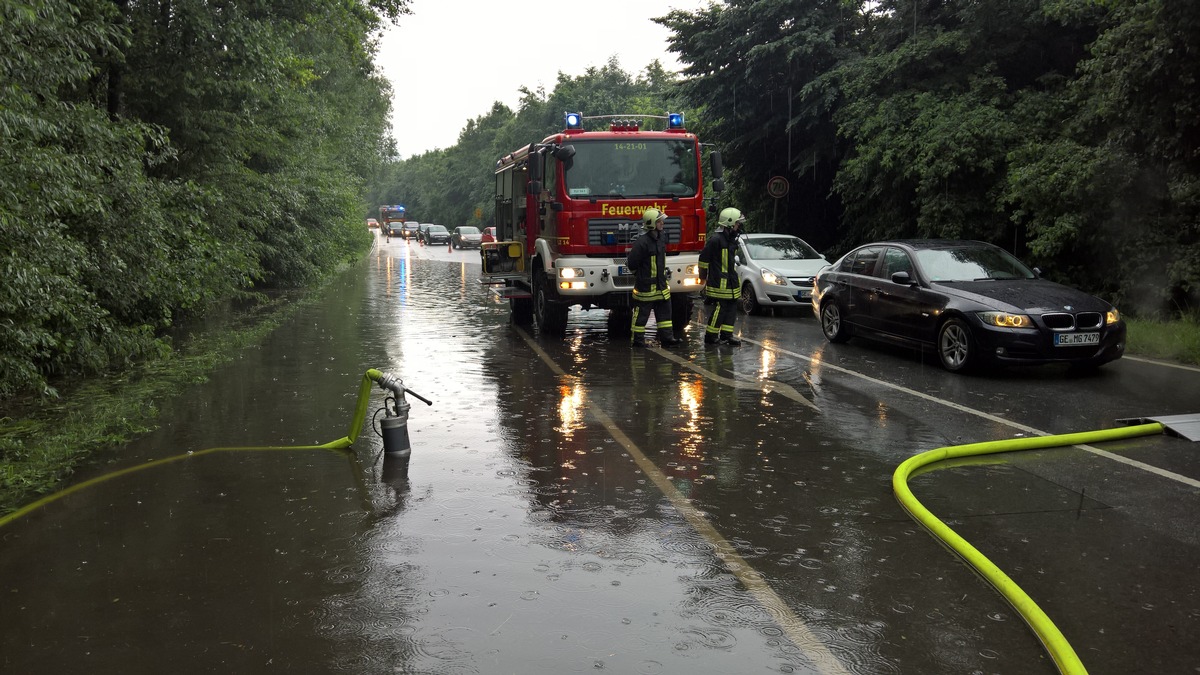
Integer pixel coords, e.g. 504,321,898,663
811,239,1126,372
417,223,434,243
452,226,483,249
735,233,827,315
402,222,420,240
481,227,497,244
423,224,451,245
366,218,379,229
384,222,404,239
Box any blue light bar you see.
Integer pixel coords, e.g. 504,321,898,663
565,112,583,130
667,112,684,129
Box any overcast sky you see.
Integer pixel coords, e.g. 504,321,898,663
375,0,707,159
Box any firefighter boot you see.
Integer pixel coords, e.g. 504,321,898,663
631,336,647,348
718,334,742,346
659,333,681,347
704,332,719,345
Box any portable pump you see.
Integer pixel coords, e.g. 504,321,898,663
374,371,432,473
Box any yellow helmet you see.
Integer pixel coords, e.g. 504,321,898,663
642,208,665,229
718,207,745,228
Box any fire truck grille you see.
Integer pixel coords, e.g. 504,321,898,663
588,218,682,246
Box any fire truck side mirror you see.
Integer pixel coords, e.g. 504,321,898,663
529,180,542,196
552,145,576,161
713,178,726,193
710,151,724,181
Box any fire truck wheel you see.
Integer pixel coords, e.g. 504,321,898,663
533,271,568,335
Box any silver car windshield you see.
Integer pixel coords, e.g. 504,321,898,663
745,237,821,261
916,246,1037,282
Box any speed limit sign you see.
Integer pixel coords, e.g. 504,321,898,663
767,176,790,199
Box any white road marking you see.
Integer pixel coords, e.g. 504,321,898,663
739,336,1200,488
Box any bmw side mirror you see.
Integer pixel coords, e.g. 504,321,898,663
891,271,916,286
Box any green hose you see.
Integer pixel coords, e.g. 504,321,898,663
892,422,1166,675
0,368,389,529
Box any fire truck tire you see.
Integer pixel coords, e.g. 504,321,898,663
607,308,632,338
670,296,693,341
534,271,568,335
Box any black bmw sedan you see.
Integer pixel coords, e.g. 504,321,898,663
811,240,1126,372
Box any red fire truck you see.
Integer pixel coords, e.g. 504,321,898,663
378,204,407,233
482,112,724,338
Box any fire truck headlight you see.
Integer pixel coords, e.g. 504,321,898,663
559,267,584,279
684,264,700,276
559,281,587,290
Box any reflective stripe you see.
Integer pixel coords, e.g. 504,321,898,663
633,287,671,302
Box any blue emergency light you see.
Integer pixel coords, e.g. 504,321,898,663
667,112,684,129
565,112,583,130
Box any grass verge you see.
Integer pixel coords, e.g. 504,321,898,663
1125,316,1200,366
0,289,317,516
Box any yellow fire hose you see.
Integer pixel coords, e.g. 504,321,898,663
2,370,1169,675
0,368,390,529
892,422,1166,675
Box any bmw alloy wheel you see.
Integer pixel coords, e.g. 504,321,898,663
937,318,973,372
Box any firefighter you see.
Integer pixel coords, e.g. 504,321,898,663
698,207,744,346
627,208,681,348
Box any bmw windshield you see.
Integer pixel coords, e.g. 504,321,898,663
916,245,1038,282
562,139,698,199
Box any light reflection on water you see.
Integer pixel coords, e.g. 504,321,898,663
0,243,1054,673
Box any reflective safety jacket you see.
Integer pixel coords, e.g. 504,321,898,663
698,228,741,300
627,229,671,302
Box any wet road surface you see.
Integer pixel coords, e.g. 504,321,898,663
1,233,1197,674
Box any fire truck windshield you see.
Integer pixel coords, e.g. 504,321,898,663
562,139,698,199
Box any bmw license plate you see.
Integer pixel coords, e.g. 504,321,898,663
1055,332,1099,346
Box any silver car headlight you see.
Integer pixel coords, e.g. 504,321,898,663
760,267,787,286
978,311,1036,329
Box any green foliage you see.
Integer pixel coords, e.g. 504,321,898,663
651,0,1198,316
0,0,408,400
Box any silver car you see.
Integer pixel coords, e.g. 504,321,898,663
735,233,828,315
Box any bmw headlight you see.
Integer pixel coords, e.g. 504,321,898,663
978,311,1035,329
1106,308,1121,325
760,268,787,286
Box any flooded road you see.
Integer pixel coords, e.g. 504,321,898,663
2,233,1197,674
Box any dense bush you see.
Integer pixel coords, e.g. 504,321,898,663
0,0,408,399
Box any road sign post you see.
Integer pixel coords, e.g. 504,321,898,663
767,176,789,232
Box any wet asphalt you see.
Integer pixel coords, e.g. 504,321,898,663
1,232,1197,674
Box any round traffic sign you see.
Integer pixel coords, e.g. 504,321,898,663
767,176,789,199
